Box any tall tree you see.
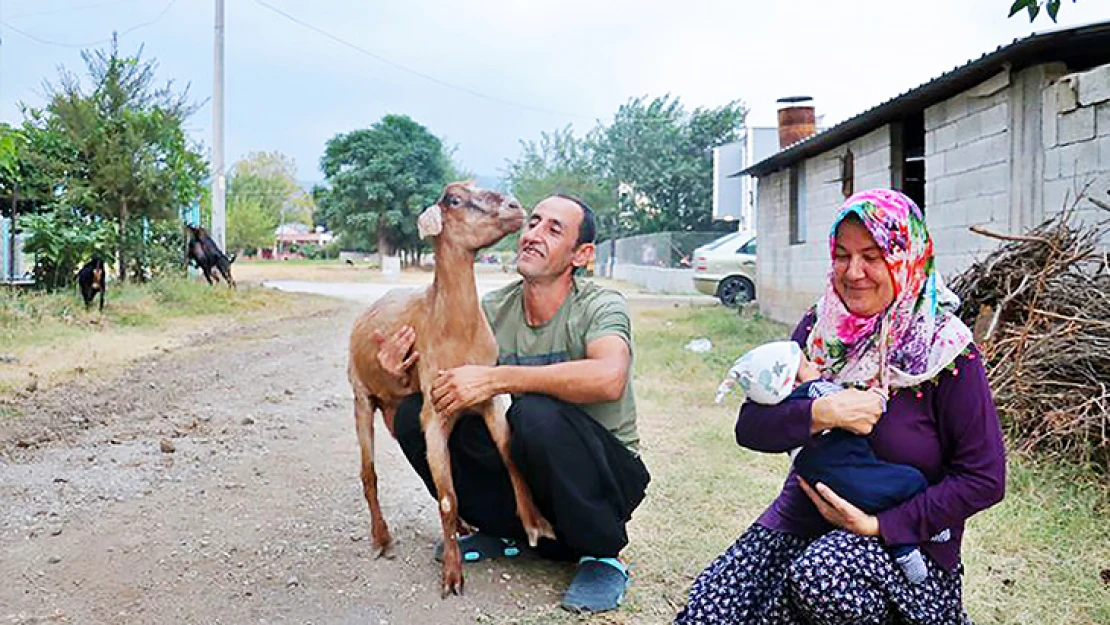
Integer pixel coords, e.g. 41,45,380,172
227,197,277,252
505,125,615,236
593,95,746,234
4,120,116,288
318,115,450,261
226,151,312,252
0,124,24,225
0,124,21,191
0,118,77,221
41,36,207,281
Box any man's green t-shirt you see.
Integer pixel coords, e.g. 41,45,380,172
482,278,639,452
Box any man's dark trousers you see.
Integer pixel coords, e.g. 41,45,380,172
393,393,650,560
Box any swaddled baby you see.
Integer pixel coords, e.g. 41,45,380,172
717,341,951,585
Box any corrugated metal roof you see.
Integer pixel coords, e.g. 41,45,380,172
740,20,1110,177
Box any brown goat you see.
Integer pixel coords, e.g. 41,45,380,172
348,181,555,597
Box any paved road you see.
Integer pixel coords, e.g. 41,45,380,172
260,275,518,304
262,276,718,308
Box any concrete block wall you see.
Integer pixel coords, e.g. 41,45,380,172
756,126,892,324
611,265,698,294
1043,62,1110,234
924,71,1014,277
756,170,816,324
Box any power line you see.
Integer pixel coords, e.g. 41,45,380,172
251,0,595,121
0,0,177,49
117,0,177,38
8,0,145,20
0,18,112,48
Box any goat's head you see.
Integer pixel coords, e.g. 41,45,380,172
418,181,524,251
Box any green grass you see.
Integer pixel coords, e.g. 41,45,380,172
0,277,306,349
0,277,337,399
963,456,1110,625
506,306,1110,625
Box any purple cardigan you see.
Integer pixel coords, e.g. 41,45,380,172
736,312,1007,572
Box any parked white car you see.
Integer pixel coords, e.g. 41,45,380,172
692,231,757,306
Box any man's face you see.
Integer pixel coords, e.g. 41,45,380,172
516,197,592,280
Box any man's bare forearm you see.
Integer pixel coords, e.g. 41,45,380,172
490,360,626,404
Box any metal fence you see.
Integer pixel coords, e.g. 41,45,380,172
595,231,723,276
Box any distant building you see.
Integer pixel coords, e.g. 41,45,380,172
713,125,780,231
273,223,333,257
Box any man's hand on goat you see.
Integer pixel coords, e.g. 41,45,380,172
431,365,499,416
372,326,419,381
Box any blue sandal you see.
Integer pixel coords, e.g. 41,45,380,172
434,532,528,563
561,557,628,613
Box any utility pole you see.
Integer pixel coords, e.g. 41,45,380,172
1,3,11,282
9,186,17,281
212,0,226,250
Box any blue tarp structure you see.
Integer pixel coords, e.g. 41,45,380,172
181,202,201,228
181,202,202,278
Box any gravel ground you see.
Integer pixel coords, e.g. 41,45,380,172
0,303,570,625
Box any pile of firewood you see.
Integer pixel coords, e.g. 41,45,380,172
949,193,1110,471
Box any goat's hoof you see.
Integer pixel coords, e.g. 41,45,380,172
441,570,464,598
524,516,556,548
373,541,396,560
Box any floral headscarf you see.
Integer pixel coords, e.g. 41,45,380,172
806,189,972,391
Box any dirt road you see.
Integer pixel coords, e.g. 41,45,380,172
0,302,571,625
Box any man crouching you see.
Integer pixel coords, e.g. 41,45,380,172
376,195,650,613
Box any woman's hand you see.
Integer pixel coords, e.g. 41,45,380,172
372,326,419,382
811,388,885,435
799,477,880,536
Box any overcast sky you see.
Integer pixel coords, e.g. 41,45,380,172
2,0,1108,185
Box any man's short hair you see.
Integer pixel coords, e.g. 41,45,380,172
553,194,596,247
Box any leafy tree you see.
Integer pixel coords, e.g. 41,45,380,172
0,124,22,193
593,95,746,234
1,120,78,227
41,36,208,282
0,124,25,276
20,206,115,289
318,115,450,262
225,151,313,253
6,116,85,218
507,128,613,212
507,96,744,239
227,197,276,252
1009,0,1076,22
503,125,615,248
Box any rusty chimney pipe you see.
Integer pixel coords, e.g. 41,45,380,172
776,96,816,149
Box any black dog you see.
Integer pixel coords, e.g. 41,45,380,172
77,256,106,311
186,225,237,288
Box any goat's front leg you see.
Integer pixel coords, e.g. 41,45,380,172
422,405,463,597
481,395,555,547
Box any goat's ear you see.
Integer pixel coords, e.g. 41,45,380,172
417,204,443,239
